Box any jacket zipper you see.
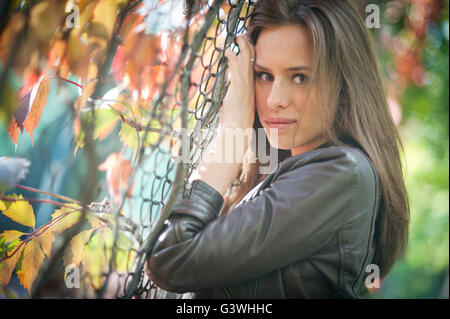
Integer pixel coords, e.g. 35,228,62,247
183,180,192,198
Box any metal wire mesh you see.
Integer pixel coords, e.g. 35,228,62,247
100,0,257,300
66,0,256,299
0,0,258,299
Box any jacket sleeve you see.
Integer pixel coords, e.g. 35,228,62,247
146,148,360,293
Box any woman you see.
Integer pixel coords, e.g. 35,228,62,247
146,0,410,298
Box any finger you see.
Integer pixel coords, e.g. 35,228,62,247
226,70,232,83
224,47,237,60
224,47,239,73
235,35,248,55
235,34,253,56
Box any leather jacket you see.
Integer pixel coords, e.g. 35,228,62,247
146,142,381,298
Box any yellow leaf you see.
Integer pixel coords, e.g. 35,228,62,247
17,240,45,291
65,228,95,266
116,249,135,272
103,228,114,262
0,243,24,287
83,229,107,289
50,203,83,234
36,230,54,258
0,230,26,243
71,0,96,37
80,108,120,143
114,232,136,272
0,194,35,229
91,0,119,42
119,119,160,150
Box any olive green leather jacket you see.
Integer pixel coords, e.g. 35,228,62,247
147,143,381,298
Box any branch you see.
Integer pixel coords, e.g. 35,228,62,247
0,195,80,209
14,184,82,205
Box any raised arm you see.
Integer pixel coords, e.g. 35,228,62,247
146,147,361,293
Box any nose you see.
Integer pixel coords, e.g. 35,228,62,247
266,79,289,110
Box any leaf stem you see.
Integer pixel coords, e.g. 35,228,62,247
14,184,82,205
0,196,79,209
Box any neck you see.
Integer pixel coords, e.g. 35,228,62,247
290,137,328,157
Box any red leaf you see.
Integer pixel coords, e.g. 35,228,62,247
112,45,127,83
7,120,20,146
14,73,42,132
98,153,134,206
7,73,43,146
23,76,50,145
47,39,70,78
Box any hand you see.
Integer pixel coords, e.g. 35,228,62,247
221,33,256,130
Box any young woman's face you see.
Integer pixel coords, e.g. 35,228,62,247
254,24,328,156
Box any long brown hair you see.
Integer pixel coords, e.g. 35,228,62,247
220,0,410,280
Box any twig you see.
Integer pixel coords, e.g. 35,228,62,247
14,184,82,205
0,195,80,209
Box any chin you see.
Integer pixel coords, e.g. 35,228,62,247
266,137,294,151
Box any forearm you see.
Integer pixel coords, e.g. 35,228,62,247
189,126,253,197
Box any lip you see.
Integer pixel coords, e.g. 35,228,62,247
265,118,296,129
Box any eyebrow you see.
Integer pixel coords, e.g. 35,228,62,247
254,63,310,71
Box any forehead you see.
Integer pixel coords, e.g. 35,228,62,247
255,24,313,67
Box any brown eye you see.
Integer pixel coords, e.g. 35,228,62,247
255,72,273,82
293,74,309,84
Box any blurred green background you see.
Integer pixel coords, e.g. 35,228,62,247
359,0,449,298
0,0,448,298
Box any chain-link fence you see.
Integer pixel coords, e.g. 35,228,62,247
108,0,256,299
113,0,257,300
1,0,449,300
0,0,257,299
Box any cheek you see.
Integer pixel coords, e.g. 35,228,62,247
297,89,319,111
255,85,269,113
293,91,323,127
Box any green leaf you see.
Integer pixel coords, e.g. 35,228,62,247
119,119,161,150
74,108,121,155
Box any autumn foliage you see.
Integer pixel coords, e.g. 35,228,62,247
1,0,441,298
0,0,235,297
